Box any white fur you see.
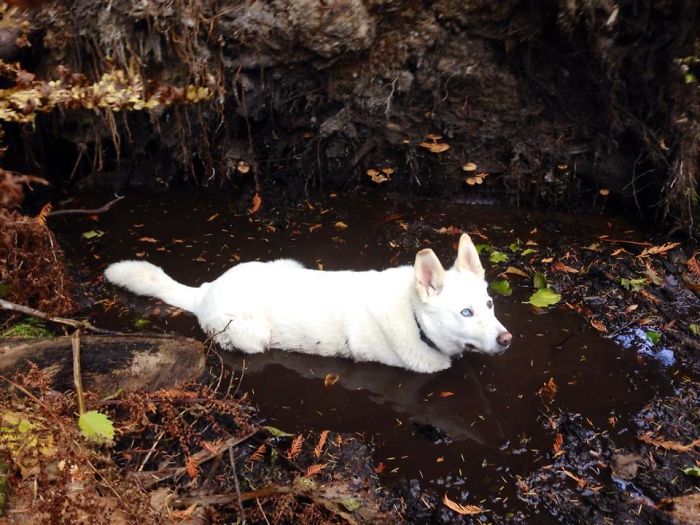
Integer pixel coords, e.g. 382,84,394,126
104,234,511,373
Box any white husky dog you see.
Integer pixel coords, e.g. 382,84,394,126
104,234,512,373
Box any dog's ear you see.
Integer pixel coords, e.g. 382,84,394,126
414,249,446,301
454,233,485,277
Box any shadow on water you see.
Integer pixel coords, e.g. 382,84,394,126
56,188,674,511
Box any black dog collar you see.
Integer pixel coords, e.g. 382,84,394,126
413,312,440,351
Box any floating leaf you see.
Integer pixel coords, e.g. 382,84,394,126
324,373,340,387
334,221,348,230
645,331,661,345
533,272,547,290
78,410,115,443
250,193,262,214
138,236,158,243
527,288,561,308
490,279,512,296
442,494,484,515
82,229,104,240
505,266,529,278
489,251,509,264
263,425,293,437
462,162,477,172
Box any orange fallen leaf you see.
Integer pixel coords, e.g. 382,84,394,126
324,373,340,387
335,221,348,230
206,213,220,222
186,456,199,478
439,391,455,398
505,266,529,278
305,463,327,477
541,257,554,263
553,261,579,274
590,319,608,332
462,162,477,172
561,468,586,488
138,236,158,243
552,432,563,455
314,430,329,458
250,192,262,214
286,435,304,460
538,377,558,407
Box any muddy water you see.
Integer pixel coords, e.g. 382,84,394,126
56,189,673,513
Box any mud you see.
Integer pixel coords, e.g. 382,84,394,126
50,188,699,523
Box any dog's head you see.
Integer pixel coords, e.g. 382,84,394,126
413,233,512,356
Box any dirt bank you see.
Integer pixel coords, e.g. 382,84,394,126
1,0,698,232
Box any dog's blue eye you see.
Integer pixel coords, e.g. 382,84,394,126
460,308,473,317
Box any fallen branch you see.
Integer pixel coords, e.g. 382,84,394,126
72,329,86,415
48,195,125,217
0,298,123,335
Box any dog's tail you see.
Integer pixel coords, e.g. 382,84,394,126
104,260,199,312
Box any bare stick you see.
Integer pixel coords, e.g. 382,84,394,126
228,446,245,522
72,329,86,415
0,298,123,335
48,195,125,217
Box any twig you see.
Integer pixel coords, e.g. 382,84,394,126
133,428,260,487
139,430,165,472
228,446,245,523
72,329,85,415
48,195,124,217
0,298,123,335
599,238,652,247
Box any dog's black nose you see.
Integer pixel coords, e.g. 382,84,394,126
497,332,512,347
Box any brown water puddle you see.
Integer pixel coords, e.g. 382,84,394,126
55,188,673,514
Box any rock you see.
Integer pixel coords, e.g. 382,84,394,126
0,335,205,396
611,452,642,480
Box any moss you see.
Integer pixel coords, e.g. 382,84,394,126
1,318,53,338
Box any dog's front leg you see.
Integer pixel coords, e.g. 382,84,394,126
404,348,451,374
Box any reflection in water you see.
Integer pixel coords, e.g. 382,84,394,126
240,350,504,445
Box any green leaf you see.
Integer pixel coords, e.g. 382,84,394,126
81,229,104,240
78,410,114,443
1,319,52,338
689,323,700,336
475,244,491,255
263,425,293,437
339,497,362,512
620,277,647,292
533,272,547,290
489,251,509,264
490,279,512,297
527,288,561,308
521,248,536,256
509,241,521,253
133,318,151,329
681,466,700,477
645,331,661,345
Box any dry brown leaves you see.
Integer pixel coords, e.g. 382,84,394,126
186,456,199,478
552,433,564,456
538,378,558,407
250,192,262,214
553,261,579,273
639,242,680,257
561,468,586,488
639,432,700,452
305,463,327,477
286,435,304,460
442,494,484,515
314,430,329,458
249,443,267,462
